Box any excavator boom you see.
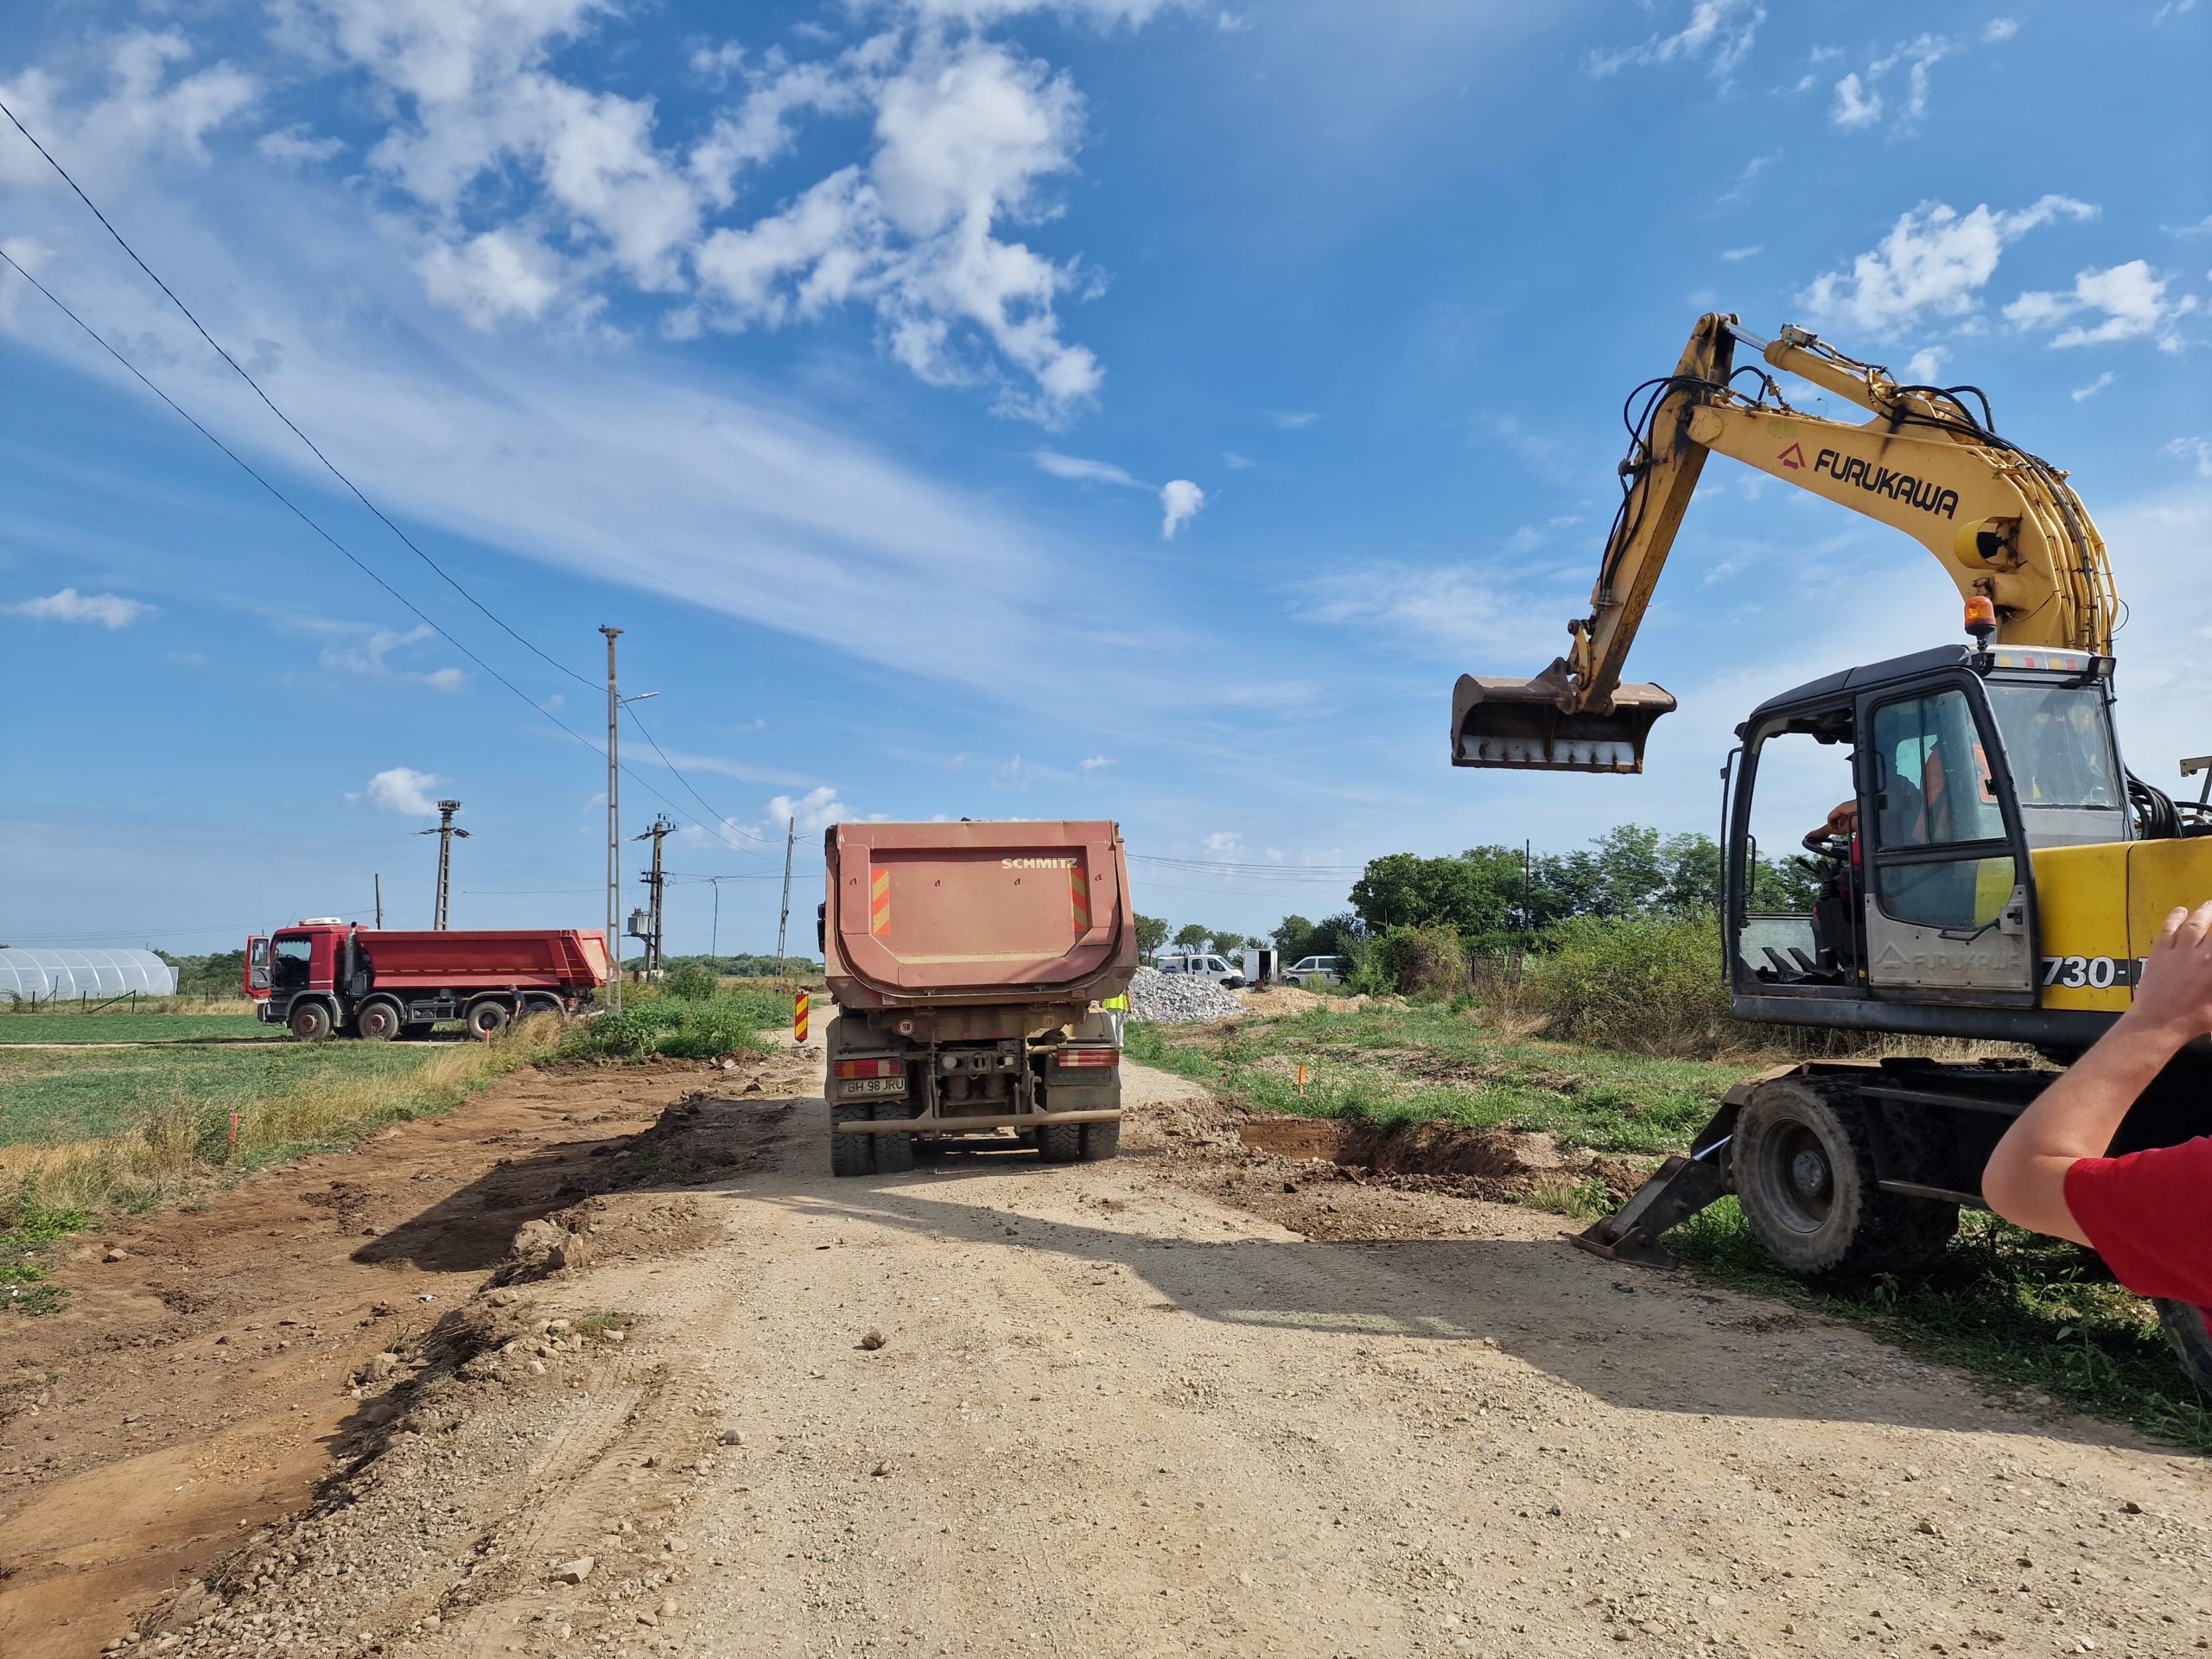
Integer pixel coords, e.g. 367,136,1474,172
1452,314,2117,772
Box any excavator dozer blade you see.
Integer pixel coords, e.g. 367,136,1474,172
1451,663,1676,774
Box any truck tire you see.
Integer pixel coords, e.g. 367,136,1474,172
874,1105,917,1175
1078,1119,1122,1162
1733,1077,1958,1276
288,1001,334,1041
830,1105,874,1178
2157,1299,2212,1394
1037,1122,1084,1164
355,999,405,1042
467,1000,512,1039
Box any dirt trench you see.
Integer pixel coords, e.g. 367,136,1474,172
9,1052,2212,1659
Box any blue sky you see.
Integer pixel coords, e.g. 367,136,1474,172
3,0,2209,959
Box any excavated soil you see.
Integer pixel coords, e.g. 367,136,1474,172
8,1037,2212,1659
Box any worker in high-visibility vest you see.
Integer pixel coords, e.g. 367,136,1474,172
1099,989,1128,1041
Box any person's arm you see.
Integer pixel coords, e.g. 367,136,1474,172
1982,899,2212,1244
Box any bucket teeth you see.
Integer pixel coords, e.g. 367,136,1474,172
1451,664,1675,773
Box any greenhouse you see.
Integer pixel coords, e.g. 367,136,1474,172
0,947,178,1002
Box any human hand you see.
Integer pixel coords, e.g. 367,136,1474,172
2122,900,2212,1050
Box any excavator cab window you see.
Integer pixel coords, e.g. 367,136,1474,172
1728,715,1863,989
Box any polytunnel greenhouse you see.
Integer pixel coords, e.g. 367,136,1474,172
0,947,178,1002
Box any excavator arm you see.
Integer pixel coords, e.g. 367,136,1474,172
1452,313,2118,772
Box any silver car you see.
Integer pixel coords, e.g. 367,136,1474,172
1285,954,1346,987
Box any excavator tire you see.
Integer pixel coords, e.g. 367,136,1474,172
2157,1300,2212,1394
830,1105,874,1178
1733,1077,1958,1276
1036,1122,1084,1165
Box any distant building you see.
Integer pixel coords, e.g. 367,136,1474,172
0,947,179,1001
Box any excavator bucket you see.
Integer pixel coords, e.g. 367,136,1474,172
1451,661,1676,773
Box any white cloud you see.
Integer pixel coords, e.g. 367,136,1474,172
1719,245,1762,261
1300,561,1537,658
3,588,153,628
1715,150,1777,207
359,766,442,816
318,623,468,691
2166,436,2212,478
2154,0,2198,20
1202,830,1244,856
1983,18,2020,41
1827,29,2009,136
256,123,346,167
1077,754,1115,771
1159,479,1205,539
1798,195,2097,336
1586,0,1764,80
763,785,854,835
1904,346,1947,382
1217,10,1255,30
1829,73,1882,129
1219,451,1254,469
1033,449,1142,487
2071,370,2116,402
1267,410,1319,429
417,229,564,327
2003,260,2200,352
0,31,256,193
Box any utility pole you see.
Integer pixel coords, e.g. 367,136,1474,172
708,877,721,962
601,626,623,1012
374,873,383,929
419,799,469,930
775,814,797,981
634,816,675,977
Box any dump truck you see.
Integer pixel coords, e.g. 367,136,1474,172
245,920,611,1039
821,820,1138,1175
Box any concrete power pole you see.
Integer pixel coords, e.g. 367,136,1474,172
419,799,470,930
600,626,623,1013
374,873,383,929
775,815,797,980
634,816,675,976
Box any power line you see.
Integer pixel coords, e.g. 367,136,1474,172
620,702,778,852
0,246,717,842
0,95,597,695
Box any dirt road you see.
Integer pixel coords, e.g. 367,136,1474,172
7,1051,2209,1658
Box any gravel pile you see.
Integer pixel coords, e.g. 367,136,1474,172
1127,966,1245,1024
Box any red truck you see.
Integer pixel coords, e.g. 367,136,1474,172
245,920,612,1040
822,820,1138,1176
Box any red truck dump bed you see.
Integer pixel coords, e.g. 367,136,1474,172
824,821,1135,1007
353,929,611,988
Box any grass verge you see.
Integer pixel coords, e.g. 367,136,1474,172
0,1012,276,1045
1,1015,560,1314
559,988,785,1062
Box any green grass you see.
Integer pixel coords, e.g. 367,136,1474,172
1128,1001,1747,1154
1,1203,84,1316
560,988,786,1063
0,1043,442,1150
0,1013,275,1045
1674,1200,2212,1453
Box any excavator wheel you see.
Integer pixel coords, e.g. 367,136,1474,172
1733,1077,1958,1276
830,1105,874,1178
2157,1300,2212,1395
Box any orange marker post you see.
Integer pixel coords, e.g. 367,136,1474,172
1297,1063,1306,1096
794,989,810,1044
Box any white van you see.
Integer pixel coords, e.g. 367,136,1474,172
1285,954,1346,987
1156,953,1245,988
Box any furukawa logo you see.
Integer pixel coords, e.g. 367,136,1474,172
1002,856,1078,869
1814,448,1960,518
1777,442,1806,470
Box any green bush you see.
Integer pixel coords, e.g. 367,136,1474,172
1523,910,1745,1056
663,964,718,1001
1374,925,1469,999
562,989,785,1062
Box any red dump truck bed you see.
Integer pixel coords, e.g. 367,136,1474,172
823,821,1136,1007
355,928,611,988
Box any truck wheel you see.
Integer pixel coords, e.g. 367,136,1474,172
467,1001,512,1039
2157,1300,2212,1394
1078,1120,1122,1162
874,1106,917,1175
288,1001,334,1041
830,1105,874,1178
1037,1122,1084,1164
1733,1078,1958,1276
356,999,404,1042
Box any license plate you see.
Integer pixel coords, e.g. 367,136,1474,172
840,1076,908,1097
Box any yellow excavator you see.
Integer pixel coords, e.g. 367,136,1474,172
1452,314,2212,1383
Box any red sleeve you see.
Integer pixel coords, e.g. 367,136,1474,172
2063,1136,2212,1309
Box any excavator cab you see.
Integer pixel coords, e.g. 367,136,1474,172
1452,662,1675,773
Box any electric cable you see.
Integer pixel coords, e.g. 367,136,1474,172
620,702,779,854
0,95,598,694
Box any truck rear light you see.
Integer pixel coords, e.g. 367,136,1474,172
1055,1046,1119,1068
833,1058,904,1080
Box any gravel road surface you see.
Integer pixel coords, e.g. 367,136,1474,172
9,1048,2209,1659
